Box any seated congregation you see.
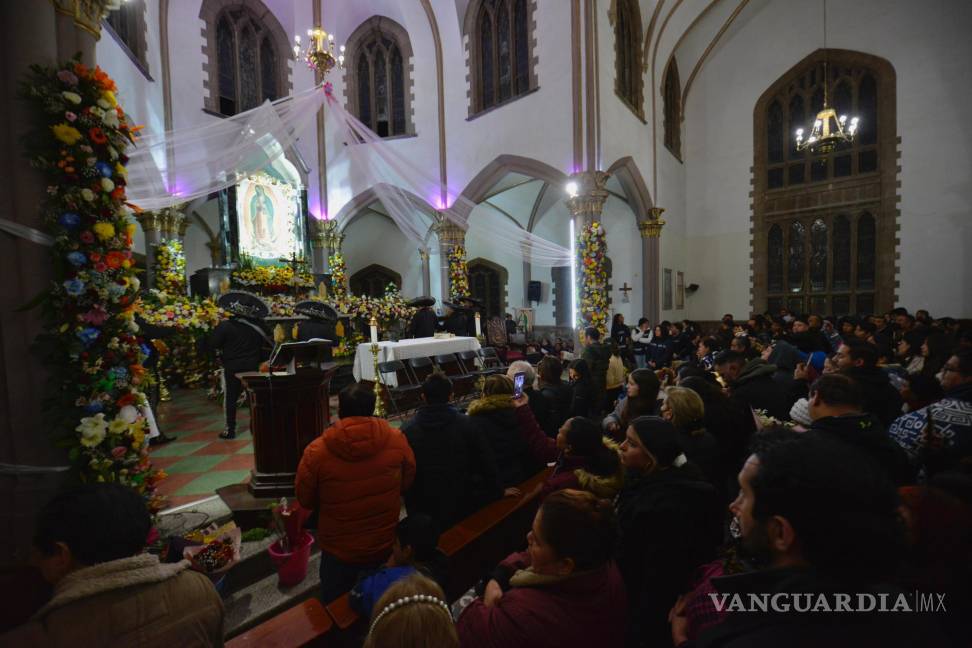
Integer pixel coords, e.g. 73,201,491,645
4,307,971,648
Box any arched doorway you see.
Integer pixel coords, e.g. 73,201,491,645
350,264,402,297
467,258,508,318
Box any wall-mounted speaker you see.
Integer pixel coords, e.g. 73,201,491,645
686,283,700,294
528,280,542,303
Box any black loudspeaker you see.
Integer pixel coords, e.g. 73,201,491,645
528,280,542,303
686,283,700,294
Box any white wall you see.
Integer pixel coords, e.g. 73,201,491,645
342,211,424,297
678,0,972,318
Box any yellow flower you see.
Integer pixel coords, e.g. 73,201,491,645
92,221,116,240
101,90,117,107
52,123,83,145
116,163,128,178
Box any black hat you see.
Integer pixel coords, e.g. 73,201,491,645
629,416,684,467
459,296,484,308
217,291,270,319
442,301,464,311
408,296,436,308
295,300,338,321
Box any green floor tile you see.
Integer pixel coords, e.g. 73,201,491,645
165,454,230,474
236,443,254,454
174,470,252,496
149,441,209,458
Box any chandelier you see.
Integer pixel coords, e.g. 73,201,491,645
794,0,858,153
293,28,345,77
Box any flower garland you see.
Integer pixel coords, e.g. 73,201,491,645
448,245,469,301
578,221,608,337
328,251,348,301
155,239,186,295
22,57,164,509
336,283,417,334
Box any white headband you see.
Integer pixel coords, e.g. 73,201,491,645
369,594,452,635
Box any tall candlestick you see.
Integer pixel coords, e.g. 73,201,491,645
369,316,378,344
474,312,482,337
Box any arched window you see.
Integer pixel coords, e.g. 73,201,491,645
662,58,681,158
468,259,509,317
754,50,897,315
344,17,414,137
104,0,148,74
614,0,643,117
201,1,291,116
350,264,402,298
465,0,535,115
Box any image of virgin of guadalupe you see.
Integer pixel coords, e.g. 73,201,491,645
250,184,275,244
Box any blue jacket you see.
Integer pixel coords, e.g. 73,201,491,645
350,565,417,618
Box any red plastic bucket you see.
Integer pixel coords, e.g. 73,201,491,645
268,531,315,587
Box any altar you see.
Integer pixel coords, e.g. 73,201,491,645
353,336,482,385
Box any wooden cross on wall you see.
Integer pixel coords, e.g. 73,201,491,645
619,282,633,303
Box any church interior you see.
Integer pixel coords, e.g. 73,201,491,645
1,0,970,645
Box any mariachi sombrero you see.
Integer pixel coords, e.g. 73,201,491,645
408,296,437,308
295,300,338,321
217,291,270,319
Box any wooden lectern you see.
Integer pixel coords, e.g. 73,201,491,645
237,364,337,498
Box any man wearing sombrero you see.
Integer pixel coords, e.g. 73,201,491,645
294,300,339,343
407,296,437,338
203,291,273,439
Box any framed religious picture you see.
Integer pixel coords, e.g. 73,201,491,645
676,271,685,309
663,268,673,310
236,172,300,260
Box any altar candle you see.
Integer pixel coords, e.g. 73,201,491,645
474,312,481,337
369,317,378,344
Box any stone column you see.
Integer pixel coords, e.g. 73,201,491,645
419,249,431,297
135,212,164,289
565,171,610,336
433,220,465,302
309,218,329,276
0,0,112,565
638,208,666,324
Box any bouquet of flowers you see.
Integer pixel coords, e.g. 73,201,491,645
448,245,469,300
155,239,186,295
184,522,242,578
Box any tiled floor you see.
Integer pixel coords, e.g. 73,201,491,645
151,388,254,511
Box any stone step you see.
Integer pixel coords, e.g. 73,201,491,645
222,548,322,640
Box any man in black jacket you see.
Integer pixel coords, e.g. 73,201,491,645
407,297,437,338
834,339,903,426
689,435,946,648
401,372,501,528
715,351,791,421
805,373,915,486
581,326,612,415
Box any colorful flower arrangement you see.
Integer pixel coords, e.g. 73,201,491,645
578,221,608,337
328,251,348,301
232,264,314,295
336,283,416,335
155,239,186,296
138,290,224,332
21,57,165,509
448,245,469,301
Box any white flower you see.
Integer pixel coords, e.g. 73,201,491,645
97,98,112,110
129,276,140,292
77,413,108,448
119,404,139,424
108,147,118,160
61,91,82,105
81,188,95,201
103,110,119,128
101,177,115,192
90,106,105,120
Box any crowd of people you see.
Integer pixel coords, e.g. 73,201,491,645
6,306,970,647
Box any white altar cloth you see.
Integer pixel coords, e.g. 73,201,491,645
352,336,482,385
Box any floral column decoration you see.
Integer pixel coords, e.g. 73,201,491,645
578,221,608,337
328,251,348,301
22,57,164,509
448,245,469,301
155,239,187,295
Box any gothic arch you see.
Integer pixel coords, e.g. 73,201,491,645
467,257,509,317
343,15,416,137
606,156,654,220
456,154,568,221
199,0,293,115
350,263,403,298
334,186,437,235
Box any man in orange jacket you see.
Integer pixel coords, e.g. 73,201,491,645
296,383,416,601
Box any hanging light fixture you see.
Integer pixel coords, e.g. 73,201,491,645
794,0,859,153
293,27,345,77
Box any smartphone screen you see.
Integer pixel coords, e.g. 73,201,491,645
512,372,526,399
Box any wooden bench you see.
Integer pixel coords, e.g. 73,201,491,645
225,598,333,648
234,466,553,647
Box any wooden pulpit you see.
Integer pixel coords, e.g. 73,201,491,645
237,363,338,498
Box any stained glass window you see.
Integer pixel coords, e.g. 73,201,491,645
261,38,276,102
217,17,236,115
497,2,512,101
857,213,876,290
615,0,642,112
480,8,494,108
832,215,850,290
788,221,806,293
476,0,531,112
810,219,828,292
239,27,258,111
768,101,784,164
351,25,409,137
357,53,371,127
391,47,405,135
664,60,681,157
768,225,784,293
213,9,279,117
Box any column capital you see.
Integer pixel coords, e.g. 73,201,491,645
418,249,430,261
51,0,114,39
155,203,189,240
134,211,164,233
433,219,465,249
638,207,666,239
565,170,611,222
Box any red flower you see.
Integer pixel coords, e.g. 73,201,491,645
117,393,135,407
89,252,102,262
105,251,125,269
80,231,95,243
89,128,108,145
111,186,125,201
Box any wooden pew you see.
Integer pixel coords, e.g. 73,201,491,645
225,598,333,648
234,466,552,648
